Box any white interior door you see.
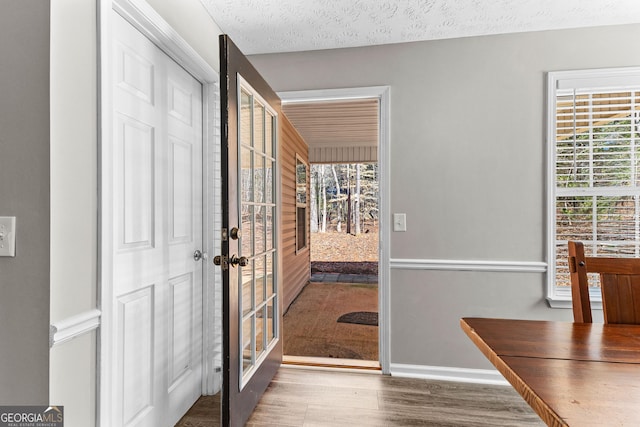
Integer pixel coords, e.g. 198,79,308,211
110,11,203,426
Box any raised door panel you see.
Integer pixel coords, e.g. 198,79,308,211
118,287,155,427
117,115,156,250
168,273,194,388
169,137,193,243
116,43,155,105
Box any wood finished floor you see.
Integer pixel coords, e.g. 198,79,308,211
177,367,545,426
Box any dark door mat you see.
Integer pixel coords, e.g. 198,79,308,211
337,311,378,326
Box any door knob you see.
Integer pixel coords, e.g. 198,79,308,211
230,227,242,240
213,255,229,270
213,254,247,268
193,250,206,261
229,254,249,267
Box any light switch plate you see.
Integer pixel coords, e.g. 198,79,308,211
393,213,407,232
0,217,16,257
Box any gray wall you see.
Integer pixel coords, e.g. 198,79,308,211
250,23,640,370
0,0,50,403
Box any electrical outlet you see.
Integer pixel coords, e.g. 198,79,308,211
0,217,16,257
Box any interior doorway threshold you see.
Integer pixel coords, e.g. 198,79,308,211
283,355,381,372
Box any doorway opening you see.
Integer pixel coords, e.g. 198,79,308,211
278,88,390,370
285,162,379,363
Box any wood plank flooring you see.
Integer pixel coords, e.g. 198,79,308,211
177,366,545,426
175,393,220,426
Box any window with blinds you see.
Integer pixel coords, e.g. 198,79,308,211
548,68,640,302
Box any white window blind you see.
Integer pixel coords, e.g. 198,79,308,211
548,68,640,302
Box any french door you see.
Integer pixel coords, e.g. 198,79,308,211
217,35,283,427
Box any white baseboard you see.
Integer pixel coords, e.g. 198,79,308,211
390,363,509,386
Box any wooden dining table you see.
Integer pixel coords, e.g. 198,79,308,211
460,317,640,427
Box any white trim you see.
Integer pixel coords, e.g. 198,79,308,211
546,69,561,307
281,364,382,375
279,86,392,375
546,67,640,306
99,1,220,425
391,258,547,273
294,154,309,254
98,3,115,426
378,87,391,376
279,86,390,103
201,80,223,395
390,363,509,386
547,285,604,310
547,296,603,310
50,309,102,348
111,0,216,81
236,75,281,391
553,66,640,90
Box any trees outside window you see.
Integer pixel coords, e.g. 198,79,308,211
310,163,378,234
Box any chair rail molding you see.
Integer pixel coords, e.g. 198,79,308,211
50,309,102,348
390,258,547,273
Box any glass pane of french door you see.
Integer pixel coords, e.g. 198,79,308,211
238,80,278,388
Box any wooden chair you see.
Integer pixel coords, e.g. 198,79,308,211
568,241,640,324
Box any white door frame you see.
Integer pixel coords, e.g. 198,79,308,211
98,0,220,425
279,87,391,374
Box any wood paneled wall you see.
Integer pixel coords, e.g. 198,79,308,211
309,144,377,163
281,114,310,311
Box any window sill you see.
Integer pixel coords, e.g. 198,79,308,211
546,296,602,310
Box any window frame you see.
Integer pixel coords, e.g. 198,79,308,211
295,154,308,253
546,67,640,308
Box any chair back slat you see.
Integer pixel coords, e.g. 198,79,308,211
585,257,640,275
600,274,640,324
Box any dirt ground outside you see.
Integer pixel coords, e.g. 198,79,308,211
284,228,379,360
310,227,378,274
283,282,378,360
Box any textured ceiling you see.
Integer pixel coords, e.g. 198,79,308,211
201,0,640,55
